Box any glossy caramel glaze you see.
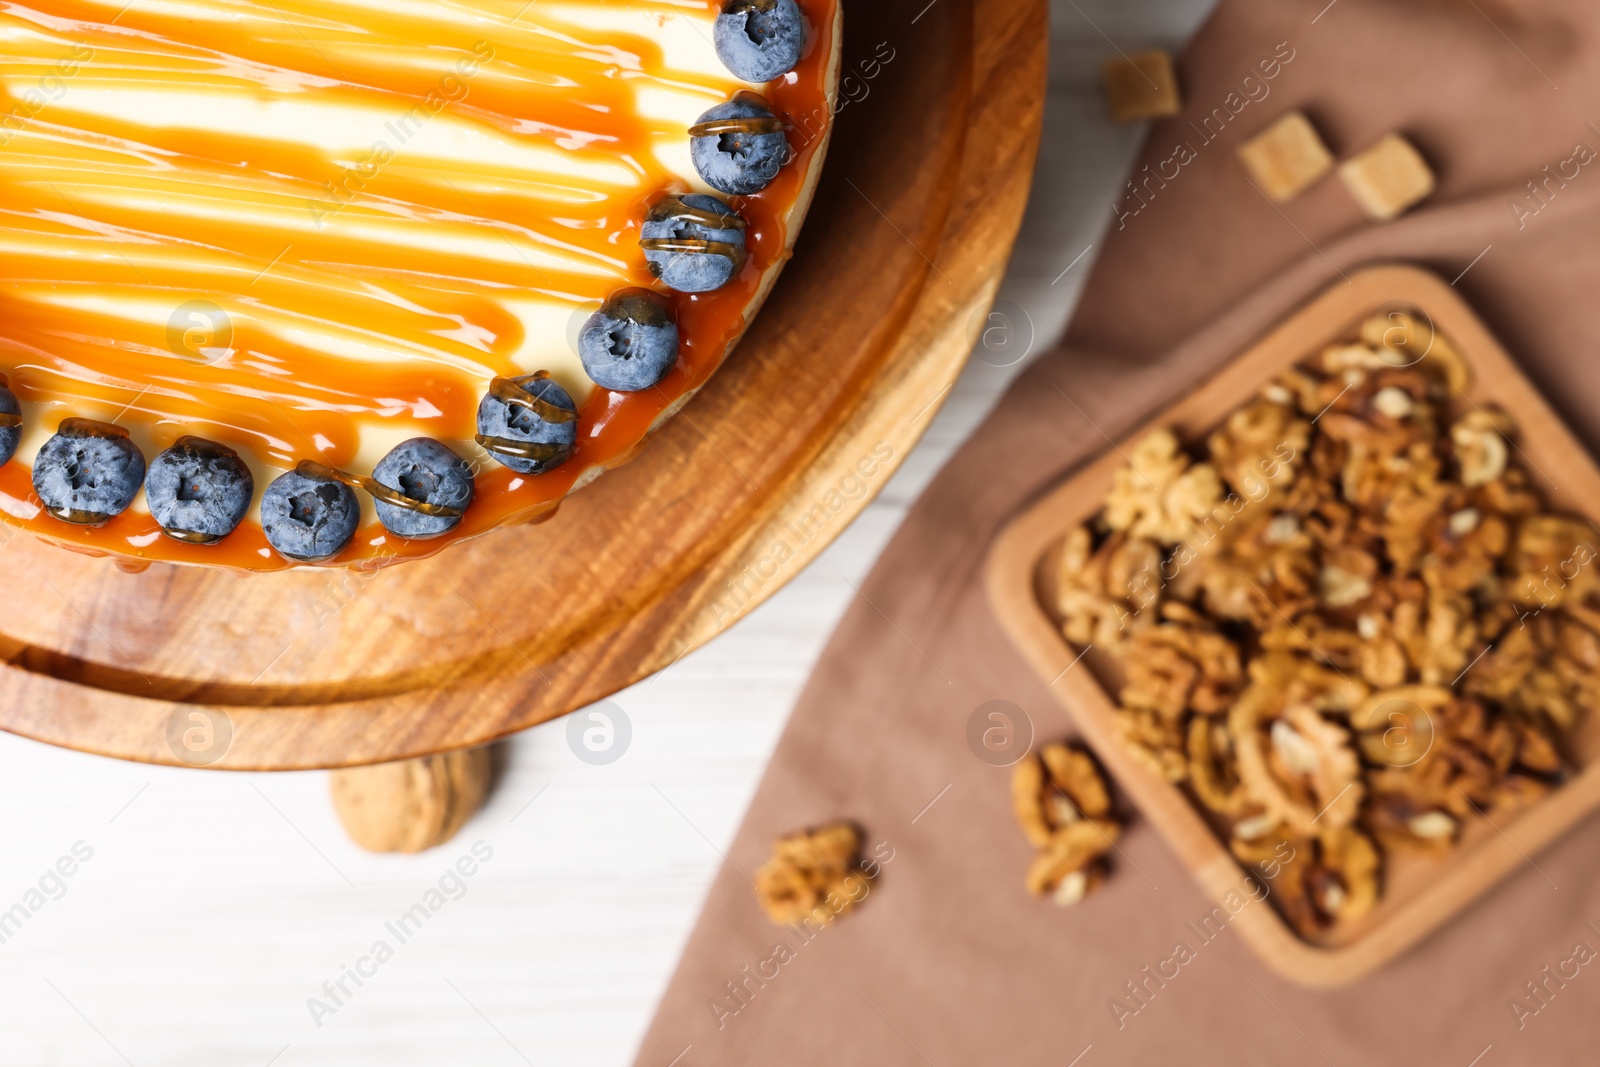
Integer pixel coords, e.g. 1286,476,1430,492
0,0,837,569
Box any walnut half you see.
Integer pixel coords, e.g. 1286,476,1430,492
754,822,873,927
1011,743,1122,905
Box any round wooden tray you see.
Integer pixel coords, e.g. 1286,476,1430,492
0,0,1047,770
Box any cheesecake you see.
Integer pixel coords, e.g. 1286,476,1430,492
0,0,841,568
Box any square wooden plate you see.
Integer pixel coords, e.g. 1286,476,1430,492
986,264,1600,988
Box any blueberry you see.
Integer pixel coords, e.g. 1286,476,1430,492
640,193,747,293
476,373,579,473
370,438,474,539
261,467,360,562
0,377,20,468
32,418,146,525
690,94,790,195
146,437,255,544
578,290,681,391
714,0,806,83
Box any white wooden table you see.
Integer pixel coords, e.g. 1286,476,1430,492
0,1,1216,1062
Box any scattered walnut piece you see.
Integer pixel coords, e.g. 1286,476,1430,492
1358,311,1471,395
1012,744,1123,905
1320,560,1373,607
1237,110,1334,202
754,822,872,927
1232,689,1364,835
1192,510,1319,629
1365,790,1458,854
1322,341,1398,376
1025,820,1121,898
1103,429,1224,545
1491,773,1553,813
1231,825,1380,937
1312,826,1380,923
1120,622,1243,719
1114,704,1189,782
1049,525,1162,652
1339,133,1435,220
1049,858,1109,906
1207,396,1309,502
1506,516,1600,607
1011,755,1055,848
1516,716,1564,775
1102,50,1181,123
1188,716,1249,816
1351,685,1447,765
1041,742,1113,818
1451,410,1510,488
1230,830,1317,935
1043,311,1596,939
1246,650,1370,715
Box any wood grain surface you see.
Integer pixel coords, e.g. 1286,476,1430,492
987,265,1600,988
0,0,1049,770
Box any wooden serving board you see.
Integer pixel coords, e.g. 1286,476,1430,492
0,0,1048,770
986,265,1600,988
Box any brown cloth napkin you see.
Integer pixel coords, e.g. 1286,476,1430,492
635,1,1600,1063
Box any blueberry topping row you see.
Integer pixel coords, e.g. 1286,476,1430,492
0,407,482,562
391,18,806,493
462,13,811,477
263,447,474,560
494,91,788,475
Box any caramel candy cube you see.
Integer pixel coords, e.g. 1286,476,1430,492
1339,133,1435,220
1102,50,1181,123
1237,111,1334,202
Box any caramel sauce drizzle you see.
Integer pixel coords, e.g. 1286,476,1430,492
0,370,18,427
172,434,236,457
296,459,464,518
688,116,789,137
488,372,578,424
57,417,128,440
0,0,837,568
639,238,747,264
653,201,750,231
473,434,570,463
